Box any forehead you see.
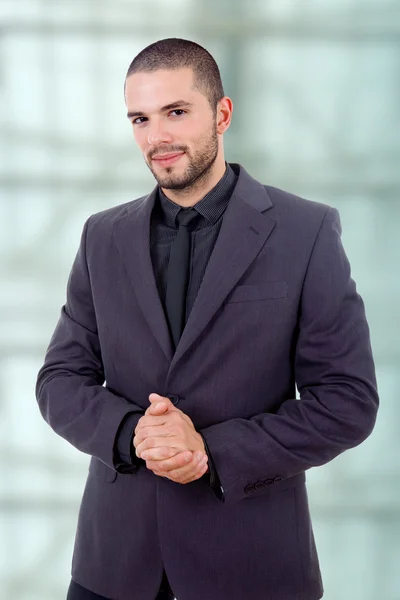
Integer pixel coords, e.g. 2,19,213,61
125,67,203,111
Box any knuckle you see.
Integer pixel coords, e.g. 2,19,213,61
179,453,188,465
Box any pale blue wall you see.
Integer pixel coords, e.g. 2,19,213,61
1,1,399,598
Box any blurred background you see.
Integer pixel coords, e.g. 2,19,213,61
1,0,399,599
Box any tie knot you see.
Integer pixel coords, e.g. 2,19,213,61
176,208,200,230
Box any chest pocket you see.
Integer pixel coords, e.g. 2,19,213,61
226,280,288,303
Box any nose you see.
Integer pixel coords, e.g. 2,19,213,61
147,118,172,147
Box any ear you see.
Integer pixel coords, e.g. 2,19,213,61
216,96,233,135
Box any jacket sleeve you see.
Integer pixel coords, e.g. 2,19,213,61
199,207,379,505
35,216,146,473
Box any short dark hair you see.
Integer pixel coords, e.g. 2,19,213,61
125,38,225,114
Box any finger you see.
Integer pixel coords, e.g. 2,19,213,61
168,454,209,484
147,450,189,475
146,449,194,473
136,415,171,430
152,451,207,482
191,459,210,482
144,403,166,417
134,429,174,453
155,459,208,483
136,411,178,434
141,446,185,462
135,436,184,459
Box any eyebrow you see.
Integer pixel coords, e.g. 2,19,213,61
127,100,193,120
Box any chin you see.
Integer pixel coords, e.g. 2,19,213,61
155,170,190,190
159,179,188,191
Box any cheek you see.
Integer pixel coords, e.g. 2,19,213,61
133,129,148,152
172,120,197,141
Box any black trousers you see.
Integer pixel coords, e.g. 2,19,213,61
67,569,175,600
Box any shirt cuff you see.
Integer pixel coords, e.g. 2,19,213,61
198,431,221,489
113,412,145,472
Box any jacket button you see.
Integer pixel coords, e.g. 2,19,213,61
166,393,180,405
244,484,255,494
273,476,284,483
254,481,264,491
263,478,274,486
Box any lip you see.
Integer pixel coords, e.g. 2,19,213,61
152,152,184,167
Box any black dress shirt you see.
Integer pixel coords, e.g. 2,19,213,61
113,162,238,490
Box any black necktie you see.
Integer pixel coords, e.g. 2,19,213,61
165,207,200,350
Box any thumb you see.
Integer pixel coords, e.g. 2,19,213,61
148,393,171,413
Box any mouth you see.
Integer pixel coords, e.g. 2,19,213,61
151,152,184,167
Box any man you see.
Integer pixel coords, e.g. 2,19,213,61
35,38,379,600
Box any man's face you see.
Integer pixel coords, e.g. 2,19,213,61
125,67,219,190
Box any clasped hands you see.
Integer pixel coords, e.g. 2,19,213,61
133,394,209,484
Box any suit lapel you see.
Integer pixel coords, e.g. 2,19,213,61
112,187,175,363
168,164,275,373
112,164,276,372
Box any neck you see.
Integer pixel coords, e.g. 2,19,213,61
161,158,227,208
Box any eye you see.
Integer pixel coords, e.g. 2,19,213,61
132,110,185,125
132,117,147,125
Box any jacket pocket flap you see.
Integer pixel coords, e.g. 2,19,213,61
227,281,288,303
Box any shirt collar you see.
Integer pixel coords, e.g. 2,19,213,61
156,162,237,229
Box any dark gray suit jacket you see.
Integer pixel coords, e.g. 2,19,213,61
35,163,379,600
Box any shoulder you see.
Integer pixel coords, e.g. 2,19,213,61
89,195,147,224
264,183,340,235
265,184,333,219
81,194,149,237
